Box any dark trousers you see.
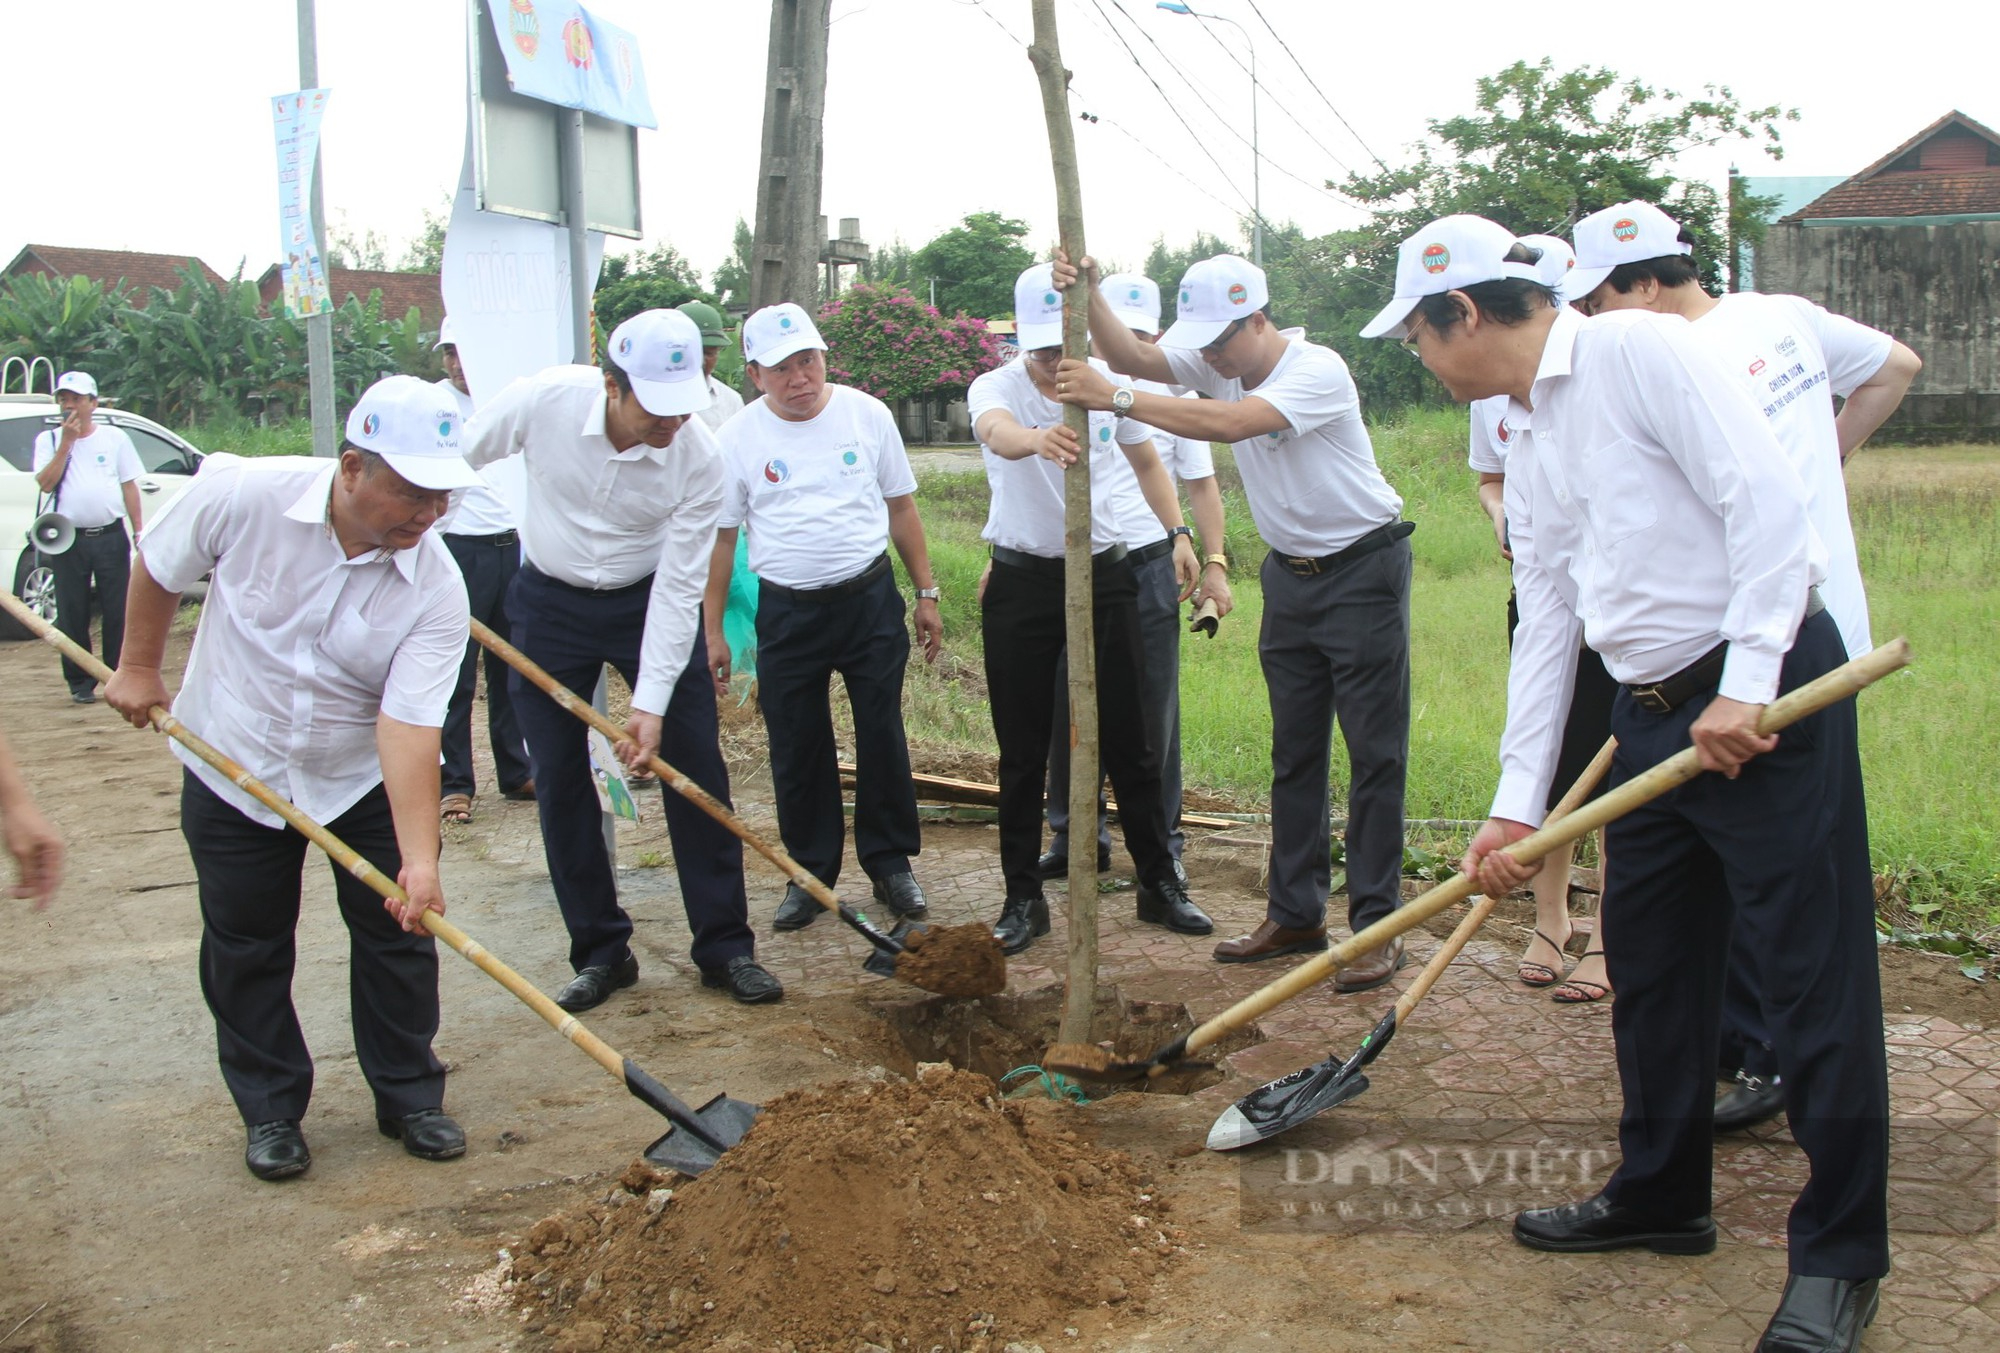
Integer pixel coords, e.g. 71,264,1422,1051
506,565,753,974
1047,545,1184,860
755,562,920,886
982,552,1173,901
441,532,532,797
181,772,444,1124
50,522,129,697
1258,541,1412,932
1600,610,1887,1278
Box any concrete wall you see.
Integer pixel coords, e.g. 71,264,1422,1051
1753,220,1999,442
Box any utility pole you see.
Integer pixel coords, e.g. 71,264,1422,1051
749,0,829,311
296,0,336,456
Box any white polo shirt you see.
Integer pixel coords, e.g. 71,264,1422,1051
715,385,916,589
140,455,469,829
1108,382,1216,550
33,424,143,529
1162,331,1401,556
1694,292,1893,660
968,356,1152,557
464,364,725,714
696,375,745,434
1494,308,1824,826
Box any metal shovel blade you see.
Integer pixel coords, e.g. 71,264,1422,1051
861,917,928,979
1207,1059,1371,1152
643,1091,760,1175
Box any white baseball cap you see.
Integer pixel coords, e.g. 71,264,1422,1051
741,302,827,369
344,375,482,491
1359,215,1545,340
1012,263,1066,351
609,309,712,416
432,316,458,352
1160,255,1269,349
1567,201,1692,301
1518,234,1579,300
1100,272,1162,334
55,370,98,398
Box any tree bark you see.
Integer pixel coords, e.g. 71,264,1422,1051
1027,0,1098,1048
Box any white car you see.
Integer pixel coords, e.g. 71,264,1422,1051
0,393,204,640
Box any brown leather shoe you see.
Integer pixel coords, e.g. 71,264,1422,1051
1334,935,1407,993
1213,918,1328,964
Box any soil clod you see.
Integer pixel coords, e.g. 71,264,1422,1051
893,921,1008,997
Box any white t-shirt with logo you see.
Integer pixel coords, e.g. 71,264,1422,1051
968,356,1153,557
715,384,916,589
1162,331,1401,556
1694,292,1892,659
32,424,144,529
1109,382,1215,550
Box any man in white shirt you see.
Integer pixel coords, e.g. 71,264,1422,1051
1569,199,1922,1133
677,299,746,434
432,317,534,823
104,375,480,1183
1055,252,1413,993
466,309,779,1012
1379,215,1886,1350
1041,274,1232,883
31,370,144,704
969,264,1210,953
703,303,942,932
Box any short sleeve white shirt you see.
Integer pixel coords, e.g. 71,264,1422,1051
1162,331,1402,555
1467,394,1519,474
139,455,470,829
432,379,516,537
33,424,144,528
968,356,1150,556
1109,382,1214,549
715,385,916,588
1695,292,1892,659
696,375,745,435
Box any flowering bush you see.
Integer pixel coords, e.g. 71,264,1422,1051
815,282,1004,403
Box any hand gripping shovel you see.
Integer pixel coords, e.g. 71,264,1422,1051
1044,640,1910,1087
469,619,1007,999
2,593,753,1176
1206,736,1616,1151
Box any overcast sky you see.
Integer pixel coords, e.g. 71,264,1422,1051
3,0,1989,294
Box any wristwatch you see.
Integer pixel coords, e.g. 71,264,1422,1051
1110,387,1135,418
915,586,941,601
1167,525,1194,544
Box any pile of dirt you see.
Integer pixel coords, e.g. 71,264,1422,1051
893,922,1008,998
509,1067,1188,1352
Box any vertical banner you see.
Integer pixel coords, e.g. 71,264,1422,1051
271,88,332,317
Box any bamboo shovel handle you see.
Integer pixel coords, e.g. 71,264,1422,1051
1393,736,1617,1017
0,592,634,1080
1176,639,1909,1062
468,618,848,919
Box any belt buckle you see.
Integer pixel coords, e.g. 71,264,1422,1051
1629,684,1672,715
1284,555,1319,577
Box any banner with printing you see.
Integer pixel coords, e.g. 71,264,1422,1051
270,88,332,318
485,0,656,128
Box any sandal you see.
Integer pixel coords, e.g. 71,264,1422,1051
1552,949,1610,1003
1517,927,1571,987
440,793,474,825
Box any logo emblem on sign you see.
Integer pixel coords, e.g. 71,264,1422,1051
362,413,381,437
1612,218,1639,244
1227,282,1248,305
562,16,593,70
1421,244,1450,274
509,0,539,59
616,37,635,93
1749,358,1766,376
763,459,790,484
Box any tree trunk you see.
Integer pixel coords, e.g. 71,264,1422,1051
1027,0,1098,1048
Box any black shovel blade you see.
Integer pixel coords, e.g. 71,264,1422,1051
623,1058,759,1176
1206,1010,1400,1152
862,918,929,978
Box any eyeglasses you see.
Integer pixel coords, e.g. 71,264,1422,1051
1399,316,1428,356
1202,318,1249,356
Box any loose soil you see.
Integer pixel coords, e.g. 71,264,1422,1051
893,922,1009,998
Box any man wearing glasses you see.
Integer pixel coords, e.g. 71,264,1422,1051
1053,253,1413,991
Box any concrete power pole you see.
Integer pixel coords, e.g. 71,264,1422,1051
748,0,829,312
296,0,336,457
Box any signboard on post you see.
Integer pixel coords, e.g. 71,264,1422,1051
270,87,333,317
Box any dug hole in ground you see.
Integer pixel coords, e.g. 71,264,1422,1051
3,627,1998,1352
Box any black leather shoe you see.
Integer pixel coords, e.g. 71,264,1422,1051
1136,872,1213,934
377,1107,466,1161
700,955,784,1004
872,871,929,919
992,894,1051,954
554,952,640,1012
244,1119,310,1181
773,883,819,931
1037,847,1112,880
1715,1070,1787,1134
1756,1275,1881,1352
1513,1192,1716,1255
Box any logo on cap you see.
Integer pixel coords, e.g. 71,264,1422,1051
1612,218,1639,244
1127,287,1141,301
1421,244,1450,275
362,413,381,437
439,418,454,438
1227,283,1248,305
779,315,793,330
618,336,633,356
763,459,790,484
670,349,686,365
1044,291,1059,307
1180,289,1191,305
509,0,539,58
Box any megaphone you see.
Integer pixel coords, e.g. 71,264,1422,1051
28,511,74,555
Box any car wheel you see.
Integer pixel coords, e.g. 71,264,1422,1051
1,553,58,640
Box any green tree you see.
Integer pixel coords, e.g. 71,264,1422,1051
593,242,711,334
399,201,450,275
711,217,754,309
866,235,916,289
911,212,1035,321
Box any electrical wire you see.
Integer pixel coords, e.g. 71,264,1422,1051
1241,0,1390,172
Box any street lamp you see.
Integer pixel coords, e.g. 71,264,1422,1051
1157,1,1260,266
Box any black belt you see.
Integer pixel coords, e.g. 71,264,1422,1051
1625,588,1825,715
449,529,517,546
77,523,124,538
990,543,1129,577
520,562,651,598
1273,520,1414,577
758,553,891,602
1128,536,1174,565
